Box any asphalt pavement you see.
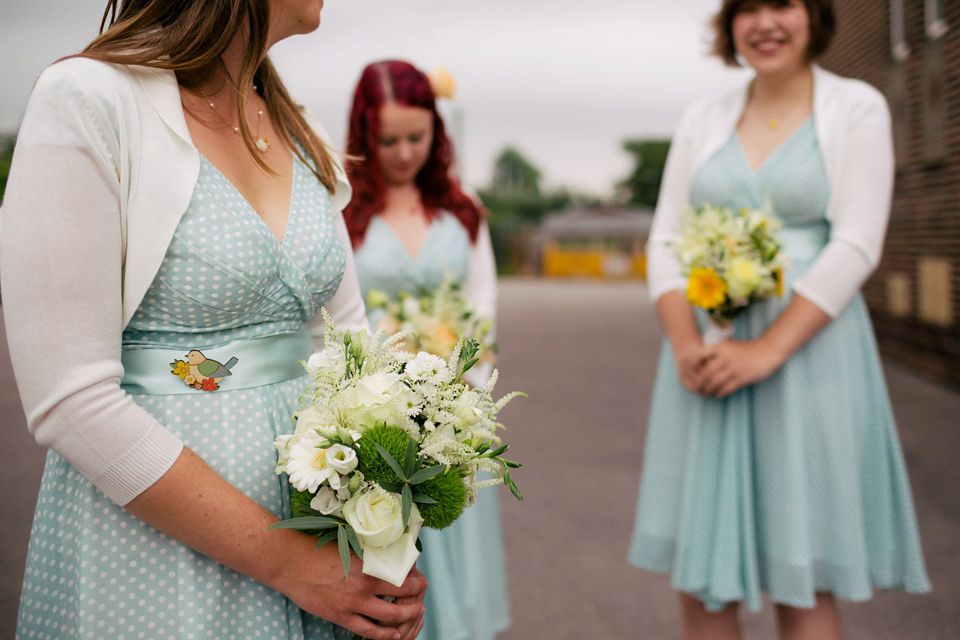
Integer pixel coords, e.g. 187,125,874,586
1,278,958,639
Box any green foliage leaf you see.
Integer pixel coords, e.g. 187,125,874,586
269,516,341,531
485,444,509,458
345,524,364,559
401,483,413,525
408,464,445,485
376,442,407,481
505,472,524,501
403,439,416,475
337,526,350,577
314,530,338,551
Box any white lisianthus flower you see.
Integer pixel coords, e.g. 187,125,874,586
343,490,423,587
286,438,343,493
295,406,335,436
325,444,358,475
306,345,346,380
273,434,295,474
726,257,763,301
310,486,345,517
451,390,483,426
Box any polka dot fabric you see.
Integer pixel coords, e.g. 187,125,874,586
17,155,353,639
628,120,931,611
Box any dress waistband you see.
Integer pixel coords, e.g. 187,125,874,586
120,328,312,395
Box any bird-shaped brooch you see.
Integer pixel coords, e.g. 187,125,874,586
170,350,238,392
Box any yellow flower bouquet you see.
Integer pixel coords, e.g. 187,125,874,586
673,203,788,343
366,280,495,365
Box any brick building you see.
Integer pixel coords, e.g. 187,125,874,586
820,1,959,388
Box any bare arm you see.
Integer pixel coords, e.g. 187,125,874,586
655,290,715,394
126,447,426,640
698,294,830,398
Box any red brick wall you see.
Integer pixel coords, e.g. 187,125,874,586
821,0,960,388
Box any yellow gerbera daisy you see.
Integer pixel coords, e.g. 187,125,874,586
687,267,727,310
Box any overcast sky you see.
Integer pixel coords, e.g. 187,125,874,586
0,0,751,196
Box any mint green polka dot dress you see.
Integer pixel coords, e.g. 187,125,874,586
353,214,511,640
629,120,931,611
17,155,353,639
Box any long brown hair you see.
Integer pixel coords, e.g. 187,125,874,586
82,0,338,191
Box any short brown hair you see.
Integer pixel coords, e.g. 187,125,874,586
710,0,836,67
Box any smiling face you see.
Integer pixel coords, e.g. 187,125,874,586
375,102,435,187
731,0,811,76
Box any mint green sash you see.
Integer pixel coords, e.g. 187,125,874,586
121,329,312,395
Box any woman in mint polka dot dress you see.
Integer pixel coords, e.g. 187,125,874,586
2,1,426,639
343,61,509,640
628,1,929,639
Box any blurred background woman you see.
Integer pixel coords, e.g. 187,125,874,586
628,1,930,639
343,60,509,640
1,2,426,639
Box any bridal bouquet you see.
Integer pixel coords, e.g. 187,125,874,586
270,315,522,589
366,280,495,364
673,203,788,342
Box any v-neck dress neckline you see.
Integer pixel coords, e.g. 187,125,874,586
736,116,813,174
374,214,440,263
197,153,297,246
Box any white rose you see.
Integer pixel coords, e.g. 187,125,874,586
310,486,344,517
326,444,358,475
343,490,423,587
346,372,417,426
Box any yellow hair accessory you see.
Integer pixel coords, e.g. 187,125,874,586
428,66,456,100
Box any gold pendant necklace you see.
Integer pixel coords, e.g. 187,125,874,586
200,87,270,153
767,117,779,130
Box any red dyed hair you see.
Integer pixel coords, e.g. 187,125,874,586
343,60,483,246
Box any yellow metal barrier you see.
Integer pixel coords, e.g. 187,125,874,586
542,245,646,279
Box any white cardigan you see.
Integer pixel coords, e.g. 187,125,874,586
646,66,894,318
0,58,367,505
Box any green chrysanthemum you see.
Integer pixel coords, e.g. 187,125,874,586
354,425,412,485
416,467,467,530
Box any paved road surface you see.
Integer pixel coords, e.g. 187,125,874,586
1,278,957,639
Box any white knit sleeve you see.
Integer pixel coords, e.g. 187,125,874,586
317,210,371,338
792,90,894,317
0,63,183,506
462,220,498,387
646,107,700,303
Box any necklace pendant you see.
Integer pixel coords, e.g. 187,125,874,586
256,137,270,153
767,117,779,130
